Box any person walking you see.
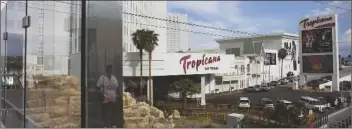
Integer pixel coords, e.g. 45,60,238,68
96,65,119,128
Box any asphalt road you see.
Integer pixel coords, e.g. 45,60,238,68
206,84,350,105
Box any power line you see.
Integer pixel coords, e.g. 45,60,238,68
123,20,234,39
122,12,261,36
312,1,351,11
6,1,352,44
9,1,262,37
7,2,236,39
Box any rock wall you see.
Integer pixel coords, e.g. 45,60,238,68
26,75,178,128
26,75,81,128
123,92,178,128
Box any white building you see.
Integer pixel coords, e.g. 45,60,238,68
190,49,250,93
166,13,189,52
123,52,236,105
216,33,300,87
122,1,167,53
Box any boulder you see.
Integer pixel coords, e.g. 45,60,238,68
123,92,175,128
172,110,181,119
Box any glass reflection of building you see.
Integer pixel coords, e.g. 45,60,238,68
0,1,124,128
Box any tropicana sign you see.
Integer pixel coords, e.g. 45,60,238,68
300,15,334,29
179,54,221,74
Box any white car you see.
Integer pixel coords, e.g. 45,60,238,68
299,96,326,112
238,97,251,109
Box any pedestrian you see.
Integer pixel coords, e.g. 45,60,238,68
96,65,119,128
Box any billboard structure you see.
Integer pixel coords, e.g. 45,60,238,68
264,53,276,65
299,14,339,91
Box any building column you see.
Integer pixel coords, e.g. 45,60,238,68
332,58,340,91
209,74,215,93
205,76,210,94
201,76,206,105
299,75,306,88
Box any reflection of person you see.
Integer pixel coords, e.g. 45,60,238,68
96,65,119,128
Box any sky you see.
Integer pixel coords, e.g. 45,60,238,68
167,1,352,56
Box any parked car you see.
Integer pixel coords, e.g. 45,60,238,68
259,85,270,91
268,81,280,87
238,97,251,109
260,98,275,109
286,76,295,82
339,81,351,91
279,78,289,85
277,99,294,110
299,96,326,112
245,86,260,92
321,76,332,81
306,80,322,88
317,97,331,108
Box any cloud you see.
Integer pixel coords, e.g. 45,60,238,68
168,1,286,50
343,28,351,43
307,1,351,17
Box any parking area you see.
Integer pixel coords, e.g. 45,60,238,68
206,84,350,105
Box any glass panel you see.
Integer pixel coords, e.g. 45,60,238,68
25,1,81,128
0,1,26,128
86,1,123,128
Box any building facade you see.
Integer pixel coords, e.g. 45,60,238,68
122,1,167,53
190,49,250,93
216,33,300,86
166,13,189,52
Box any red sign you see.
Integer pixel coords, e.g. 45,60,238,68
300,16,334,29
179,54,221,74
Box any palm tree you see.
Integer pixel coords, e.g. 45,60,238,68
143,29,159,106
169,78,200,109
131,29,148,97
278,48,288,78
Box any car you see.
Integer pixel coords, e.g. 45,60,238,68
259,85,270,91
306,80,322,88
245,86,260,92
260,98,275,109
268,81,280,87
299,96,326,112
317,97,331,108
286,77,295,82
238,97,251,109
279,78,289,85
277,99,294,110
321,76,332,81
